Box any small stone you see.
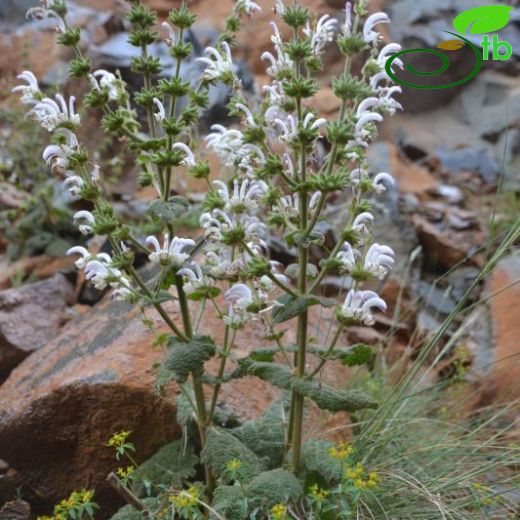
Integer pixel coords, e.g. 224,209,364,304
0,501,31,520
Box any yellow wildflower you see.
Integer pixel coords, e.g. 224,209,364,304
170,485,199,510
309,483,330,503
107,430,131,448
345,462,364,480
328,442,353,461
271,503,287,520
354,478,367,489
227,458,243,472
116,466,135,479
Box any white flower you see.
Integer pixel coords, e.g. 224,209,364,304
352,212,373,236
224,283,254,327
64,175,84,198
355,111,383,142
342,2,352,37
161,21,177,46
200,210,266,245
262,26,294,76
67,246,112,269
206,248,243,279
364,243,395,279
274,0,285,15
26,4,66,32
363,12,390,44
237,144,266,174
237,0,261,15
153,97,167,122
263,82,287,122
91,69,120,100
356,97,380,118
377,43,404,71
29,94,80,132
172,142,196,167
275,113,326,142
304,14,337,55
235,103,256,127
12,71,41,104
373,172,395,194
213,179,268,213
197,42,234,81
206,125,244,167
84,260,132,298
145,234,195,266
73,210,96,235
336,242,357,272
378,86,403,115
177,264,211,295
42,129,79,174
339,289,387,325
369,71,391,91
277,191,321,221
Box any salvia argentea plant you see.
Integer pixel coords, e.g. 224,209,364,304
14,0,405,513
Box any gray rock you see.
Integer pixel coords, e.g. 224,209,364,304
0,501,31,520
436,146,499,184
0,274,75,382
416,281,457,315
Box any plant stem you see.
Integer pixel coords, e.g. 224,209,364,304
308,325,343,378
291,97,308,475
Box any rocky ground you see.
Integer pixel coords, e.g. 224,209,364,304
0,0,519,518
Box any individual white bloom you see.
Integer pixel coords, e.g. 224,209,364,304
342,2,353,37
235,103,256,127
177,264,210,295
91,69,119,100
153,97,167,123
304,14,337,55
63,175,84,198
197,42,234,81
263,82,287,122
206,248,242,279
260,38,294,77
29,94,80,132
161,21,176,46
363,12,390,44
355,111,383,141
237,0,262,15
356,97,381,118
42,129,79,175
172,142,196,167
213,179,268,213
378,86,403,115
67,246,112,269
275,113,326,143
26,4,66,32
283,153,295,178
339,289,387,325
373,172,395,194
269,21,284,47
364,243,395,279
205,125,244,167
223,283,254,327
336,242,357,272
352,212,373,236
277,191,321,221
274,0,285,15
84,260,132,296
112,285,133,301
90,164,101,184
377,43,404,71
145,234,195,266
200,210,266,245
237,144,266,174
73,210,96,235
370,71,391,91
12,71,41,104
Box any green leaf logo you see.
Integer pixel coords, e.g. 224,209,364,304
453,5,513,35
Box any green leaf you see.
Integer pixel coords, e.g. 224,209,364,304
292,378,378,412
155,335,215,390
212,486,248,520
246,469,303,507
201,428,265,482
339,344,375,367
272,294,336,324
300,440,342,484
131,440,198,498
148,196,189,224
453,5,512,35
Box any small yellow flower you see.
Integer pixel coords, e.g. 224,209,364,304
227,458,242,472
345,462,364,480
271,503,287,520
116,466,135,479
170,485,199,510
107,430,131,448
309,483,330,503
354,478,367,489
328,442,353,461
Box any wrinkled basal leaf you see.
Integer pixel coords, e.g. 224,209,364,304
453,5,512,35
437,39,466,51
